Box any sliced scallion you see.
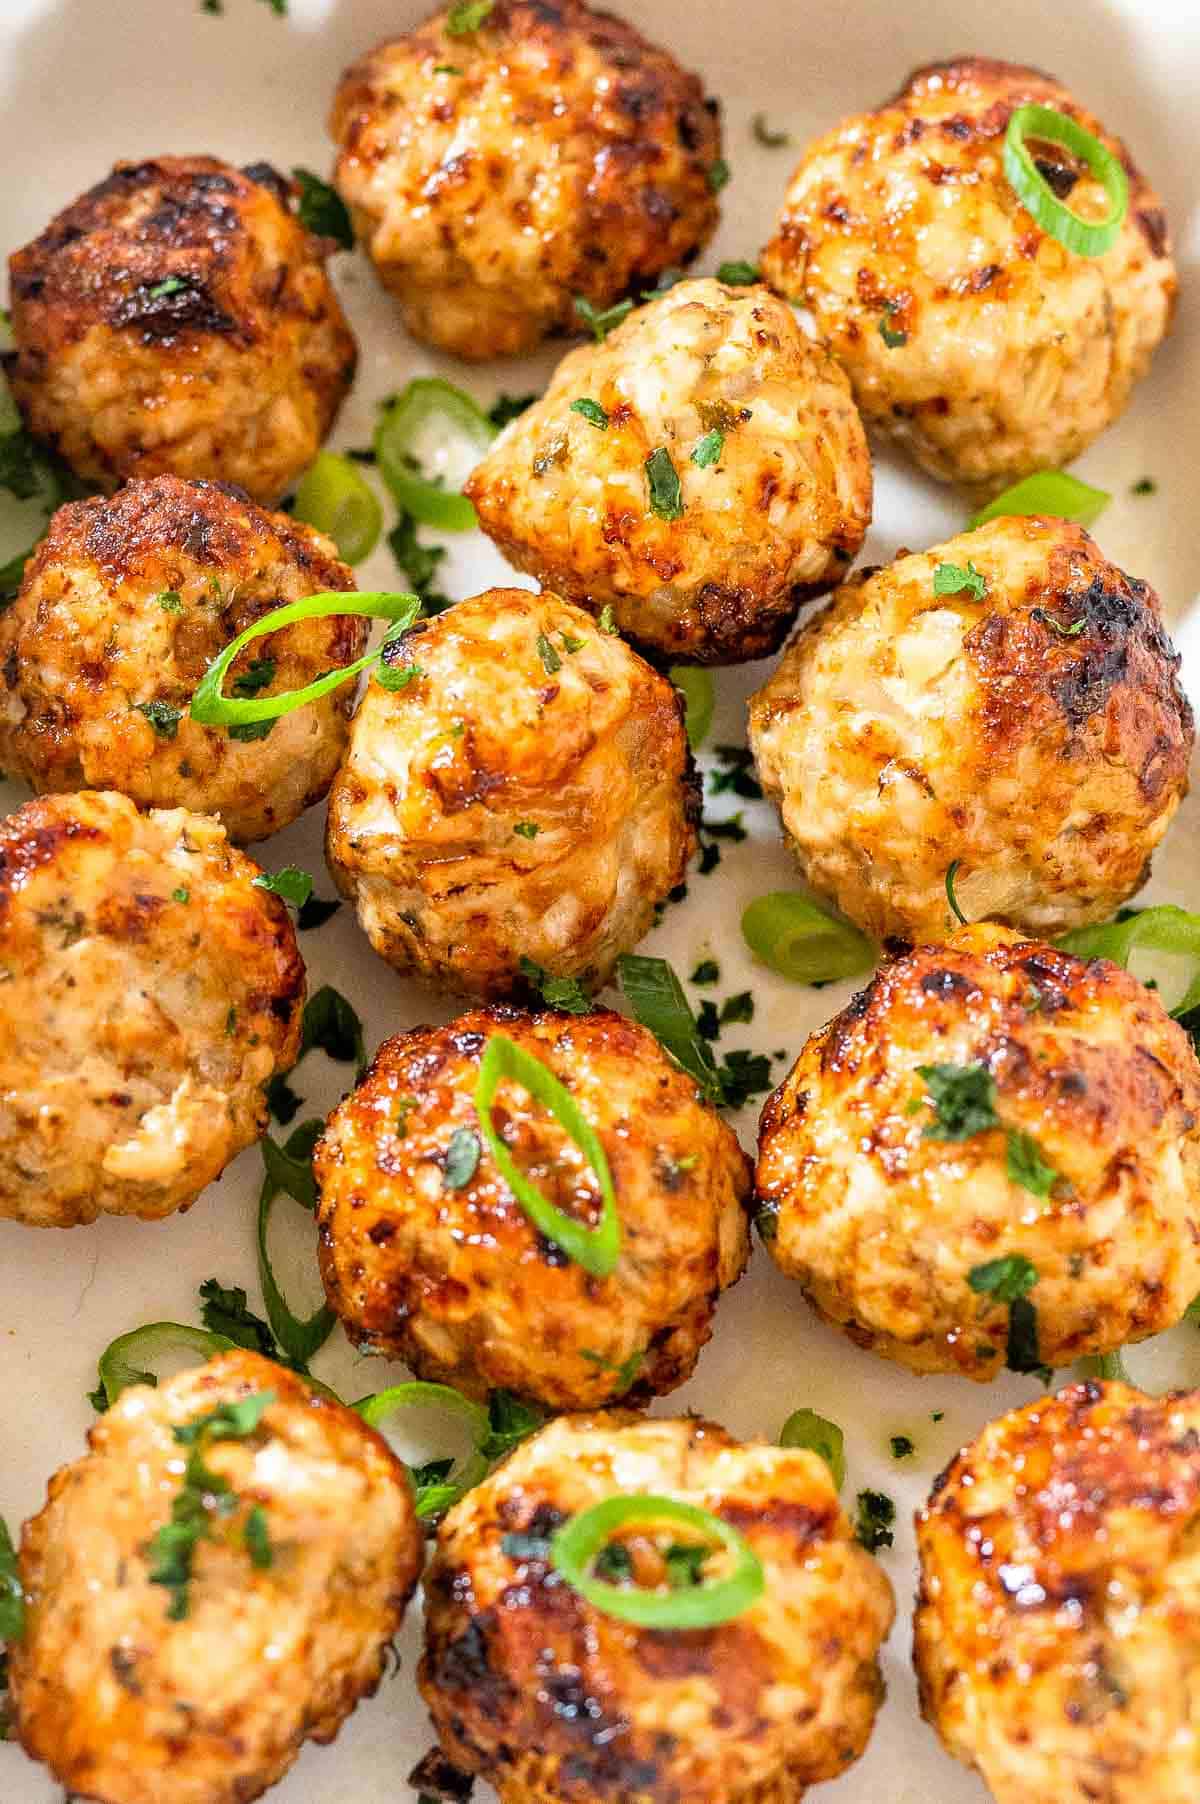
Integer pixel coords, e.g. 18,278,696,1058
779,1408,846,1489
1003,104,1128,258
969,469,1111,530
354,1382,490,1518
258,1119,337,1369
671,666,714,750
292,451,382,564
742,892,874,986
550,1495,764,1629
88,1323,236,1412
375,378,497,531
1058,906,1200,1017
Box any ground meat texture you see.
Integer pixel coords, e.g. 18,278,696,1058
314,1006,751,1410
324,587,697,999
7,156,356,503
465,278,872,665
0,476,364,844
418,1412,895,1803
916,1380,1200,1802
759,58,1176,491
328,0,722,360
755,924,1200,1381
747,515,1193,946
8,1351,423,1804
0,790,305,1228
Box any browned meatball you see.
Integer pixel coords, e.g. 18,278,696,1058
8,156,356,503
418,1412,895,1803
9,1351,423,1804
916,1381,1200,1803
329,0,722,360
0,476,364,843
315,1006,751,1410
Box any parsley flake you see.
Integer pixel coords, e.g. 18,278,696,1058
518,955,592,1014
707,158,731,191
291,168,354,249
513,820,540,840
598,603,619,634
251,866,313,909
645,446,684,520
690,958,720,986
933,560,987,601
574,295,633,342
157,590,183,613
134,699,183,740
916,1062,1000,1141
1031,606,1086,637
445,0,493,33
570,397,609,430
691,429,724,468
231,657,276,698
878,302,907,347
443,1127,480,1190
717,259,760,285
854,1489,895,1553
968,1255,1044,1375
1005,1130,1061,1200
536,631,562,674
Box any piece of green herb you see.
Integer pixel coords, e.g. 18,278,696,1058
933,560,987,601
198,1279,278,1359
1005,1130,1061,1200
707,158,731,191
134,699,183,740
445,0,493,32
916,1062,1001,1141
264,1073,302,1124
376,657,422,692
779,1407,845,1488
443,1127,480,1190
721,991,754,1026
1031,606,1086,637
752,112,791,148
252,866,313,909
968,1255,1045,1375
227,719,275,742
709,744,762,799
513,821,540,840
388,512,452,614
147,276,188,300
1131,477,1157,496
299,984,366,1075
697,999,721,1041
536,631,563,675
945,860,968,925
574,295,633,342
717,259,759,284
295,893,340,932
714,1048,773,1108
878,302,907,347
664,1542,709,1588
479,1389,544,1464
691,429,724,468
487,392,537,429
0,1516,22,1643
570,397,609,430
172,886,190,905
518,955,592,1015
231,657,276,698
890,1435,915,1460
854,1489,896,1553
261,1127,320,1210
158,590,184,613
645,447,684,520
690,958,720,986
580,1347,644,1394
243,1505,273,1569
291,168,353,249
598,604,618,634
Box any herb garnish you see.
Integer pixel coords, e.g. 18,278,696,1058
945,860,968,925
570,397,609,430
690,958,720,986
915,1061,1063,1201
513,820,540,840
779,1407,845,1488
854,1489,896,1552
445,0,493,33
752,112,791,148
291,168,354,249
442,1127,480,1190
878,302,907,347
536,631,562,674
198,1280,279,1359
890,1435,915,1460
158,590,184,613
1031,606,1086,637
707,158,732,192
709,744,762,799
933,560,987,600
645,447,684,520
0,1515,22,1643
717,259,759,284
574,296,633,342
134,699,183,740
1131,477,1157,496
487,392,537,429
968,1255,1045,1375
252,865,313,909
691,429,724,468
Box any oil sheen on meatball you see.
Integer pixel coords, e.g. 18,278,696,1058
755,924,1200,1380
314,1006,751,1410
0,476,364,843
465,278,872,664
328,0,722,360
419,1412,895,1803
9,1351,423,1804
760,58,1176,488
0,790,305,1228
325,587,698,998
8,156,356,503
916,1380,1200,1803
748,516,1193,945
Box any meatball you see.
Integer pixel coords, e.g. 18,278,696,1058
0,477,365,843
8,156,356,503
755,923,1200,1381
465,278,872,664
0,790,304,1228
315,1006,751,1410
747,516,1193,945
325,587,697,998
419,1412,895,1803
760,59,1176,489
916,1380,1200,1803
8,1350,422,1804
328,0,722,360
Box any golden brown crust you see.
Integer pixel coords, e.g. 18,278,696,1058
325,587,698,998
755,924,1200,1378
8,156,356,502
314,1006,751,1409
10,1351,423,1804
747,516,1193,944
760,59,1176,487
0,476,363,842
915,1381,1200,1801
419,1413,894,1802
0,790,305,1227
329,0,721,359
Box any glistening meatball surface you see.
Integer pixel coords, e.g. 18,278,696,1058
466,278,872,664
760,58,1176,488
755,924,1200,1380
9,1351,422,1804
325,588,697,998
314,1007,751,1410
916,1381,1200,1803
8,156,356,503
329,0,721,361
419,1413,895,1803
0,477,364,843
0,790,304,1228
748,516,1193,945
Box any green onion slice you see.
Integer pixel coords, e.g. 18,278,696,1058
375,378,497,531
258,1122,337,1370
550,1495,764,1629
292,451,382,565
742,892,874,986
0,1511,22,1642
1003,104,1128,258
779,1407,846,1490
1058,905,1200,1016
354,1381,490,1518
671,666,715,750
91,1323,236,1411
189,591,420,729
969,468,1111,531
473,1034,621,1278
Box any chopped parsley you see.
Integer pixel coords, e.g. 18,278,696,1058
376,656,422,692
291,168,354,249
296,892,341,932
443,1127,480,1190
518,955,592,1015
915,1062,1000,1141
1131,477,1157,496
0,1515,22,1643
713,1048,773,1108
878,302,907,348
147,275,188,300
134,699,183,740
513,820,540,840
645,447,684,520
709,744,762,799
198,1279,278,1359
445,0,493,33
854,1489,896,1553
535,631,562,674
227,719,275,742
479,1389,544,1464
690,958,720,986
933,560,987,601
721,991,754,1026
707,158,731,192
580,1347,644,1394
231,657,276,698
264,1073,303,1123
251,865,313,909
1005,1130,1061,1199
172,886,190,905
570,397,609,430
889,1435,915,1460
299,983,366,1074
752,112,791,148
968,1256,1046,1375
598,603,618,634
697,999,720,1041
388,511,452,615
691,429,724,468
487,392,537,429
157,590,184,613
1031,606,1086,637
716,259,759,285
574,295,633,342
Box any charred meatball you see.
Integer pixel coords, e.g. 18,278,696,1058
760,59,1176,489
916,1380,1200,1802
755,924,1200,1381
0,477,364,843
748,516,1193,945
466,278,872,664
328,0,722,360
8,1350,422,1804
8,156,356,503
325,587,697,998
419,1412,894,1803
0,790,304,1228
315,1006,751,1410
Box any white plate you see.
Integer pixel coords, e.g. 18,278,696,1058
1,2,1198,1801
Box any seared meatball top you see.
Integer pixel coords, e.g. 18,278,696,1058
420,1412,895,1804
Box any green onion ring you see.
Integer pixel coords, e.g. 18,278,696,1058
741,892,874,986
1058,905,1200,1015
474,1034,621,1278
671,666,715,750
945,861,969,927
1003,104,1128,259
778,1408,846,1489
292,451,383,565
550,1494,764,1629
92,1323,236,1410
189,590,420,728
354,1381,490,1515
969,468,1111,531
375,378,497,532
